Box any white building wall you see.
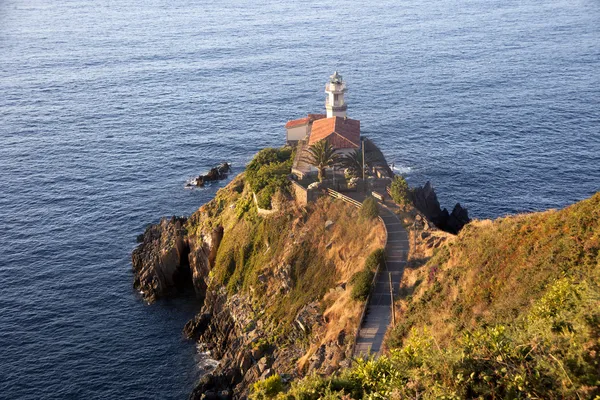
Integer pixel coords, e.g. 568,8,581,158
286,125,308,143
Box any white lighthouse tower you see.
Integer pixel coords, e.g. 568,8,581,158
325,71,348,118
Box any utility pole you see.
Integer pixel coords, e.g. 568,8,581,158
362,138,366,192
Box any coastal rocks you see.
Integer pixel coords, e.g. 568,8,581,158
131,216,191,303
411,181,470,234
132,215,222,303
188,226,224,300
189,290,261,399
295,302,322,335
188,289,325,399
183,313,212,340
187,163,232,188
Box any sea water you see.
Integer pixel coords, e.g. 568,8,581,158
1,0,598,398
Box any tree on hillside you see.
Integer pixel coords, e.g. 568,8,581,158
304,140,340,182
339,149,373,178
390,175,411,208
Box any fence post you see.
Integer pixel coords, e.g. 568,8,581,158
389,272,395,327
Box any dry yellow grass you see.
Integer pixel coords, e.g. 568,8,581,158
190,177,386,373
296,197,386,370
387,192,600,349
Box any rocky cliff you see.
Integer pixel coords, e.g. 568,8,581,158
132,216,192,303
131,215,223,303
132,167,386,399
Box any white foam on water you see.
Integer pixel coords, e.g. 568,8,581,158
391,165,412,175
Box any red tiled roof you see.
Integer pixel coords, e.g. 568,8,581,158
308,117,360,149
285,113,326,129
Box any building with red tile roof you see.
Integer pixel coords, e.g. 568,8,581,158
288,72,364,178
308,116,360,149
285,114,326,129
285,114,326,145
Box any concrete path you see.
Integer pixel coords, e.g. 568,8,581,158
352,202,409,358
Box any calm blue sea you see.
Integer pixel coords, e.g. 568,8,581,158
1,0,598,398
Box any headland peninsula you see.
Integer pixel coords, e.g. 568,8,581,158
132,73,599,399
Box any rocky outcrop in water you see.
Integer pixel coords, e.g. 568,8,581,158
131,217,192,303
187,163,232,187
132,216,223,303
411,181,470,234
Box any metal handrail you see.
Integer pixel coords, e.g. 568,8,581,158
326,188,389,357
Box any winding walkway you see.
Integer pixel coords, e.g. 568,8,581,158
352,199,409,357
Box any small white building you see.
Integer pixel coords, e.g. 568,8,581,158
285,114,326,145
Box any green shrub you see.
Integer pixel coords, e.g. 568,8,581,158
351,269,374,301
257,186,276,209
389,175,411,207
235,193,254,219
364,248,385,271
245,147,294,210
250,374,284,399
286,373,362,400
360,197,378,219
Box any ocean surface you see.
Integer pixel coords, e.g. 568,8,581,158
1,0,598,398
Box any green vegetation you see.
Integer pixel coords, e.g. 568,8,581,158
338,149,371,179
304,140,339,182
350,269,374,301
210,196,380,330
364,248,385,272
360,197,378,219
246,147,294,209
250,374,285,399
389,175,411,208
350,249,384,301
252,192,600,399
212,210,294,295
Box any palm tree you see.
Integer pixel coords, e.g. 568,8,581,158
339,149,373,178
304,140,340,182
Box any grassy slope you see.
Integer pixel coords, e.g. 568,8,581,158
186,171,386,369
254,192,600,399
390,192,600,347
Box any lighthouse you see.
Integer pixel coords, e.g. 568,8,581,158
325,71,348,118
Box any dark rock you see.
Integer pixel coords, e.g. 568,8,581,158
337,329,346,346
217,390,232,400
201,391,218,400
411,181,470,234
131,217,191,302
238,352,253,374
183,313,212,340
193,163,232,187
308,345,326,371
188,226,223,300
447,203,470,234
132,215,223,303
